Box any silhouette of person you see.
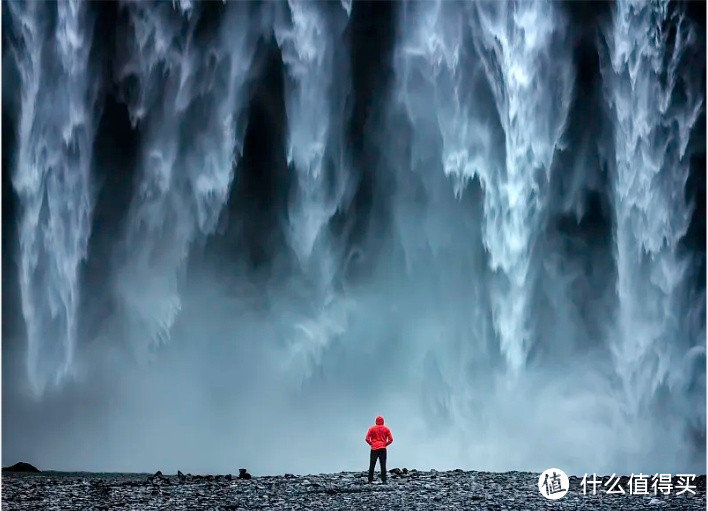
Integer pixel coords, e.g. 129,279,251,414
365,415,393,483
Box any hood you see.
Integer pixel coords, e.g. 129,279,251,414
375,415,384,425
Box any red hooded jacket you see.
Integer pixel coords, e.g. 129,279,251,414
365,415,393,450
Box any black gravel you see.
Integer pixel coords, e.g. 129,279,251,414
2,469,705,510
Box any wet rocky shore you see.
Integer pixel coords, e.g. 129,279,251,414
2,468,705,510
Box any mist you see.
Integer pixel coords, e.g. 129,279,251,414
2,0,705,476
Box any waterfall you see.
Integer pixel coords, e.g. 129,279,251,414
601,0,704,411
112,1,258,350
395,0,574,371
7,0,100,394
2,0,704,474
275,0,349,267
467,1,574,372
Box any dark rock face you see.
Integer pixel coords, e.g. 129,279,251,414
2,462,40,473
1,470,705,510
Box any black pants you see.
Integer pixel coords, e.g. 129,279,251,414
368,448,387,482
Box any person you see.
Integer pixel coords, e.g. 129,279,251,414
365,415,393,483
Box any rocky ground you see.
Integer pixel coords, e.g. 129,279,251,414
2,469,705,510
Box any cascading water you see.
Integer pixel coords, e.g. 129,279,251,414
112,1,258,351
2,0,705,476
396,0,574,372
601,0,704,413
468,1,575,372
6,0,100,394
273,1,354,372
276,1,342,264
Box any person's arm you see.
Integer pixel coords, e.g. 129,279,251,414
365,427,373,446
386,428,393,446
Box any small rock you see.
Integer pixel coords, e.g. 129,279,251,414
238,469,252,480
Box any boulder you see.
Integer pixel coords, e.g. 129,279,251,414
2,462,40,473
238,468,252,480
147,470,168,483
